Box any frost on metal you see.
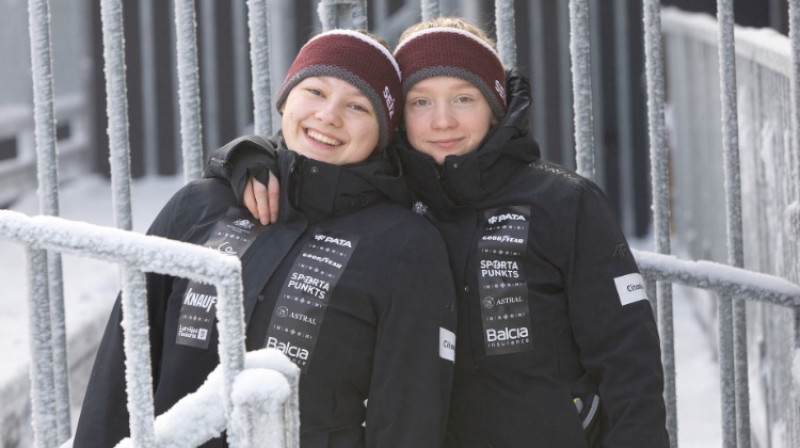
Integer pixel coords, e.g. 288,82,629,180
788,201,800,241
247,0,273,137
0,210,250,446
100,0,133,232
494,0,517,68
174,0,204,183
568,0,595,180
316,0,367,31
113,349,298,448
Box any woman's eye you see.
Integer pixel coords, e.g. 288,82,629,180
350,103,369,112
306,88,323,96
412,98,430,107
455,96,473,104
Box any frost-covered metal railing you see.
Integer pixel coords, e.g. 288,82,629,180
654,5,800,448
569,2,800,447
0,210,299,448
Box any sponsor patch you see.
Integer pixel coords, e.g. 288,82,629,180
440,327,456,362
614,273,648,306
265,228,359,372
478,205,533,355
176,207,267,349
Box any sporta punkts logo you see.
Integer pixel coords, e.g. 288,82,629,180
482,297,496,309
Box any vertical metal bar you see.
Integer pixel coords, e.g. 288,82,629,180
558,0,574,168
613,0,635,235
139,0,158,175
27,0,70,442
247,0,273,137
421,0,440,21
789,1,800,264
495,0,517,68
101,0,133,231
200,0,220,150
569,0,595,180
215,274,248,443
175,0,204,182
25,248,58,448
232,1,250,133
786,1,800,446
589,0,605,189
120,269,157,447
318,0,368,31
716,1,750,447
528,0,549,159
642,2,677,446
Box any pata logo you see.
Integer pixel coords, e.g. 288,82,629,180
488,213,526,225
314,234,352,247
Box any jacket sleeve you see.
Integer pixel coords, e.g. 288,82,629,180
565,180,670,448
204,134,278,205
366,224,457,448
72,183,209,447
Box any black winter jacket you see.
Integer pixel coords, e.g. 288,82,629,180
395,70,669,448
74,138,457,448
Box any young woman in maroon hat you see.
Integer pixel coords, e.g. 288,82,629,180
392,18,669,448
74,29,456,448
215,17,670,448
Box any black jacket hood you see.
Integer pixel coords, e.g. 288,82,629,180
396,68,541,210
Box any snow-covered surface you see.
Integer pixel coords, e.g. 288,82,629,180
0,173,740,447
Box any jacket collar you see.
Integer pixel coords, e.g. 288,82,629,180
275,141,412,223
397,69,541,210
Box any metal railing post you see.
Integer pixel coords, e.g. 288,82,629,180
317,0,368,31
642,2,678,446
569,0,595,180
175,0,204,182
27,0,71,443
495,0,517,69
716,1,750,446
247,0,273,137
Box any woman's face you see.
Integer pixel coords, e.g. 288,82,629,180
282,76,380,165
403,76,494,165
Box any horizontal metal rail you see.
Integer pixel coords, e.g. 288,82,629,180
0,210,246,447
633,249,800,308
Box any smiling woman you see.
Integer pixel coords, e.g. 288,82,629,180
73,29,456,448
281,76,380,165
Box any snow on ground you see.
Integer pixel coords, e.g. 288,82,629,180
1,174,723,447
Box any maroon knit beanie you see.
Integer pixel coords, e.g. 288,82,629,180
276,29,402,151
394,27,507,119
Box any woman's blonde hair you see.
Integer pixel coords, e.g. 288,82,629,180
398,17,496,49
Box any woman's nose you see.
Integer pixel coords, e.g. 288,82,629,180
430,104,457,129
